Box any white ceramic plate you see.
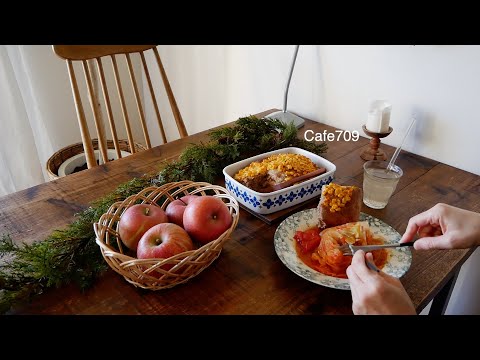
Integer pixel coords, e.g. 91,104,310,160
274,209,412,290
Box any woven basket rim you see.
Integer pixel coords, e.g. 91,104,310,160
46,139,146,180
93,180,240,290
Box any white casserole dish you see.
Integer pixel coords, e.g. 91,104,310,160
222,147,336,214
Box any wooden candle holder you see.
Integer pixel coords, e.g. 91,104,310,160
360,125,393,161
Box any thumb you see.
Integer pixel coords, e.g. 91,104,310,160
365,252,375,263
413,234,453,250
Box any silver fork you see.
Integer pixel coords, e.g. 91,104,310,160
340,242,415,273
339,241,415,256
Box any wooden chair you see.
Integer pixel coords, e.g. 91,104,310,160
53,45,188,169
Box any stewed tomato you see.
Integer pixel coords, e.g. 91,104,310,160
294,227,321,253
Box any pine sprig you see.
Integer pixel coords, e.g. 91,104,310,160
0,115,327,313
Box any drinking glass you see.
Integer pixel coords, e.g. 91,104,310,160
363,160,403,209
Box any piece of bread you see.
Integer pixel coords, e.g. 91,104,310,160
317,183,362,229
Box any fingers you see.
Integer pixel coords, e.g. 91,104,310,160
400,209,437,243
347,253,366,304
363,252,378,272
347,263,362,282
348,250,381,282
347,249,385,311
413,233,454,250
350,250,372,279
365,252,374,263
346,266,361,302
418,224,443,238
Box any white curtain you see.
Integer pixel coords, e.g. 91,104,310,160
0,45,87,197
0,45,177,198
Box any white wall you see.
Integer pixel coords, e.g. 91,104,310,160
318,45,480,176
151,45,325,141
144,45,229,143
155,45,480,176
154,45,480,314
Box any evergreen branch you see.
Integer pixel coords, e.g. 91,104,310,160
0,115,327,313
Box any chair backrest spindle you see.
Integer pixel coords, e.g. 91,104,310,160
125,53,151,148
83,59,109,164
66,59,97,169
95,57,121,159
153,47,188,138
53,45,188,169
140,52,167,144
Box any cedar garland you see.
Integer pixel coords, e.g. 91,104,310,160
0,115,327,313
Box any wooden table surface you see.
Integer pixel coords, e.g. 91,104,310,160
1,109,478,315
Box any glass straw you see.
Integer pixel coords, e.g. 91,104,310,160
386,115,417,172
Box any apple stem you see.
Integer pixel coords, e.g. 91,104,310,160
178,198,188,206
155,238,162,245
145,207,150,216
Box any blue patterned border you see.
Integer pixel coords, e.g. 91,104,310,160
225,176,334,210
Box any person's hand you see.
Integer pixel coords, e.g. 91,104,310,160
400,203,480,250
346,250,416,315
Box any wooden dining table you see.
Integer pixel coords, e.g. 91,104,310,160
1,109,478,315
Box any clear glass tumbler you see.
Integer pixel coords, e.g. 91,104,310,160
363,160,403,209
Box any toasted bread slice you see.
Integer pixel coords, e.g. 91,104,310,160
317,183,362,228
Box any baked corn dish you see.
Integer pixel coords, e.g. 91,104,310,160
234,153,318,192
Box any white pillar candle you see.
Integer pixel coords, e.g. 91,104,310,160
366,100,391,133
366,110,383,133
380,104,391,133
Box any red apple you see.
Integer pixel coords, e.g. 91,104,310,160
165,195,199,228
118,204,168,251
183,196,232,244
136,223,194,270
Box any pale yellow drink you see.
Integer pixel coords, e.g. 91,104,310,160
363,161,403,209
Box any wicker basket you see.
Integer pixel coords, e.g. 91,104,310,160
46,139,146,180
93,180,240,290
